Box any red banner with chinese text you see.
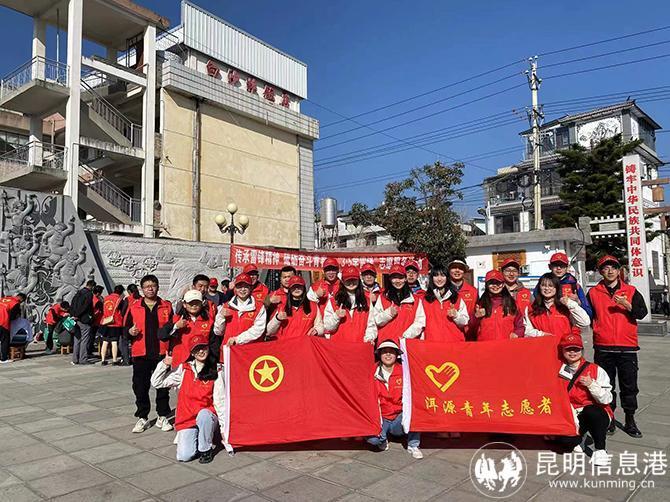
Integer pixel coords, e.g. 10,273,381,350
402,337,576,435
229,244,429,273
223,337,380,447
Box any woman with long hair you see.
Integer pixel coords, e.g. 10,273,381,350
473,270,524,341
324,265,376,343
165,290,213,370
266,275,324,339
151,335,224,464
374,264,424,344
525,273,590,338
417,264,469,342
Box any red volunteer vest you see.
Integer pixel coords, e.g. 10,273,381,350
528,304,574,338
457,282,478,317
589,281,639,349
377,295,419,344
312,280,340,313
170,314,213,369
126,298,173,358
0,296,21,330
45,303,66,325
421,298,465,342
273,302,318,340
175,363,216,431
376,363,404,420
250,282,269,304
329,297,371,343
561,283,576,298
92,295,103,326
564,360,613,418
476,304,516,342
102,293,124,327
512,287,532,313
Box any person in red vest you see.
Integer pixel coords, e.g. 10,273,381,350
266,275,324,339
151,335,224,464
124,274,174,434
534,252,593,319
0,294,26,363
99,285,125,366
360,263,382,303
587,255,647,438
263,266,296,318
189,274,219,320
44,301,70,354
374,264,424,344
557,332,613,466
366,340,422,459
89,285,105,358
309,257,341,310
473,270,524,341
500,258,533,313
405,260,425,298
524,273,590,338
417,264,469,342
119,284,141,366
214,273,266,357
166,289,214,369
448,259,478,339
323,265,376,343
243,264,269,304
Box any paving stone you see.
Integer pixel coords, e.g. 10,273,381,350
125,464,207,495
32,424,92,442
16,417,77,434
97,452,171,478
0,468,22,488
335,494,382,502
189,451,261,476
50,432,116,453
534,487,612,501
398,456,470,486
220,460,301,491
27,466,114,499
313,459,393,489
67,409,122,424
354,445,417,471
270,450,342,473
261,476,351,502
161,478,252,502
7,455,85,481
0,431,40,450
87,415,138,431
71,442,142,464
49,481,149,502
50,403,100,417
0,444,61,467
0,483,44,502
0,405,41,418
360,473,445,501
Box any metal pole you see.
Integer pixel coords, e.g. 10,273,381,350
528,57,543,230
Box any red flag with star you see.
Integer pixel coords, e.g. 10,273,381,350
223,337,380,446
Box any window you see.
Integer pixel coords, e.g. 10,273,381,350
638,120,656,151
365,234,377,246
494,214,519,234
555,127,570,149
652,250,660,279
0,130,29,155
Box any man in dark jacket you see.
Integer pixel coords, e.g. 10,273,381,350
69,280,96,365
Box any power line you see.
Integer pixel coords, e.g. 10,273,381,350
543,39,670,69
544,52,670,80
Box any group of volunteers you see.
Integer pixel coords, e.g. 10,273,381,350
0,251,647,467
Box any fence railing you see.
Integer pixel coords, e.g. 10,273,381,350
81,80,143,148
79,163,141,222
0,56,68,98
0,142,66,170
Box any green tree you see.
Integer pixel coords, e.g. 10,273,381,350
352,161,466,265
546,134,642,269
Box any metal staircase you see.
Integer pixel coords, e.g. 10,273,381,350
78,162,141,225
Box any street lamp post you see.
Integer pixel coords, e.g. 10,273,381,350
215,202,250,275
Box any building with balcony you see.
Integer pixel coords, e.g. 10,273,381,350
0,0,318,249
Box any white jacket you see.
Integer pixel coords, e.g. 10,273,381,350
266,302,325,336
323,292,377,343
372,294,425,340
523,298,590,338
213,296,267,344
564,362,613,426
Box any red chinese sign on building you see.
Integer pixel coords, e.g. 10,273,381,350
246,78,257,94
263,85,275,102
227,69,240,85
205,60,220,78
229,244,429,273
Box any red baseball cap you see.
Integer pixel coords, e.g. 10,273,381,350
597,255,621,269
388,264,407,277
288,275,306,288
405,260,420,272
341,265,360,282
500,258,520,270
188,335,209,353
234,273,253,287
361,263,377,275
549,252,569,266
209,277,218,287
485,270,504,283
323,257,339,270
559,333,584,349
243,264,259,274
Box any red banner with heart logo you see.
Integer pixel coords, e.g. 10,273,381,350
401,337,577,435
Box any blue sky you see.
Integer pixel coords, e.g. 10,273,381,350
1,0,669,217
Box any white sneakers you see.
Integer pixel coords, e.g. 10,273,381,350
0,359,13,364
132,418,148,433
591,449,611,466
156,416,173,432
407,446,424,459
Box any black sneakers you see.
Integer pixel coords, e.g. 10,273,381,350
607,421,617,435
624,415,643,438
198,449,215,464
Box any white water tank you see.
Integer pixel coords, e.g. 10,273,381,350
320,198,338,228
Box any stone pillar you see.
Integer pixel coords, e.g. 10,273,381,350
29,18,47,166
519,211,530,232
141,24,156,237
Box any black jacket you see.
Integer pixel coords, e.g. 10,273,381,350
70,287,94,324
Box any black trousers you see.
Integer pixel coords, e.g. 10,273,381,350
132,357,171,419
594,350,639,414
45,324,55,350
119,334,130,365
567,404,611,450
0,326,9,361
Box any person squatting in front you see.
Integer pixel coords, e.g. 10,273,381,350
557,332,614,467
366,340,423,459
151,334,225,464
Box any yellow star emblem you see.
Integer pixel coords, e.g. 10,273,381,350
249,355,284,392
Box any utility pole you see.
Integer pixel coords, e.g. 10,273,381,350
526,56,543,230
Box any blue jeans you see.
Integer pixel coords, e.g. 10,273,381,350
367,413,420,448
176,409,217,462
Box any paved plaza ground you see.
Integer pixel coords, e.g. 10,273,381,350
0,334,668,502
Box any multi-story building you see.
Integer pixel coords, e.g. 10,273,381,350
0,0,318,249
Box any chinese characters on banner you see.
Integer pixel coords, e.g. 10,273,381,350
401,337,577,435
229,244,429,273
622,154,651,320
